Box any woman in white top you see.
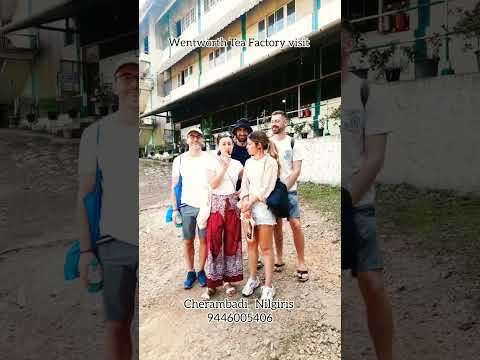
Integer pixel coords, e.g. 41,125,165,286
239,130,280,300
202,133,244,300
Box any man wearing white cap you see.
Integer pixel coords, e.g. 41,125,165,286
77,54,139,360
171,127,214,289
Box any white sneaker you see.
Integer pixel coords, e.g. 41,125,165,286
260,286,276,300
242,277,260,297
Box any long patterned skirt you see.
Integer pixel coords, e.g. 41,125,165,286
206,193,243,288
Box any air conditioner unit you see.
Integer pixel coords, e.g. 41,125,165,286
163,71,171,81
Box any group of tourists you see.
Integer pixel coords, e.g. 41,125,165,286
170,111,309,301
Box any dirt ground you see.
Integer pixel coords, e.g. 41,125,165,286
3,130,478,359
138,159,341,360
0,129,111,359
342,184,480,359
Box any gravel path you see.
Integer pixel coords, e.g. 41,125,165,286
139,159,341,360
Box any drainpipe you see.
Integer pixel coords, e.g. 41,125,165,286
76,31,87,116
197,0,201,33
240,14,246,66
415,0,431,59
312,0,320,32
197,48,202,87
441,0,454,75
28,0,37,107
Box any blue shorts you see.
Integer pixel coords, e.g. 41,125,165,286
352,205,384,273
287,191,301,220
180,205,207,240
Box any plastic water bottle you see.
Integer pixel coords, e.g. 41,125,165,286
87,257,103,293
175,210,183,228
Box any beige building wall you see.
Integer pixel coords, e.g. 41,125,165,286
2,0,78,105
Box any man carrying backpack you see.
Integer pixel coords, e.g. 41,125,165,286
341,19,394,360
270,110,309,282
171,128,213,289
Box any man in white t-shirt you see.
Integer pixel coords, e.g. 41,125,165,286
270,110,309,282
341,19,393,360
78,55,139,360
171,128,214,289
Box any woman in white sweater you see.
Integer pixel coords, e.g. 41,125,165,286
239,130,280,300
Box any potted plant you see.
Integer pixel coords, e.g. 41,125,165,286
350,40,370,79
292,122,307,139
301,123,310,139
368,43,404,81
452,2,480,71
329,106,341,127
68,108,79,118
26,113,36,123
402,33,442,78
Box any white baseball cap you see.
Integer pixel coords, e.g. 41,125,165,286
114,54,139,76
186,127,203,137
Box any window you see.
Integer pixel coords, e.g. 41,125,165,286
64,31,74,46
177,66,193,87
287,1,295,26
213,48,226,66
208,46,230,69
204,0,221,13
144,36,149,54
218,47,225,65
176,21,182,37
267,13,275,37
190,8,196,24
261,2,295,39
175,7,196,38
275,8,284,33
258,19,266,40
344,0,378,33
209,52,215,68
226,45,232,59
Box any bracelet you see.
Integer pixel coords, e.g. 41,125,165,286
80,249,93,254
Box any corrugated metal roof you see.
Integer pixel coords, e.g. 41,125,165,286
157,0,264,73
0,0,96,34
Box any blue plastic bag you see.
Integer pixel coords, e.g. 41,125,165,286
165,205,173,223
64,126,102,281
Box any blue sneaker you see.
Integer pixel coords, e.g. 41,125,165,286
183,271,196,289
197,270,207,287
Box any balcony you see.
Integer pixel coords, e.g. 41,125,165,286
0,33,38,61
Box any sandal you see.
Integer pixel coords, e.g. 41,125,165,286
223,283,237,296
296,270,309,282
274,263,286,273
257,260,264,270
201,288,216,300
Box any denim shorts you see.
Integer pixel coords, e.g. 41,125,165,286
252,202,276,226
352,205,383,273
287,191,301,219
180,205,207,240
97,239,138,321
